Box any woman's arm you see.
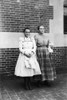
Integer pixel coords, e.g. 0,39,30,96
49,40,54,49
31,37,37,54
19,37,25,54
34,35,37,43
48,40,54,53
19,37,32,57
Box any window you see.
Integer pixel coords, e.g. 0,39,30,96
64,16,67,34
64,0,67,34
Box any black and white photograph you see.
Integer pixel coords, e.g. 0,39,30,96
0,0,67,100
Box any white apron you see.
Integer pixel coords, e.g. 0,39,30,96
14,37,41,77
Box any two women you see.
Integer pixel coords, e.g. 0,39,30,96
34,25,56,85
15,25,56,90
15,28,41,90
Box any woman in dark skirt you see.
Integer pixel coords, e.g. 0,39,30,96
34,25,56,86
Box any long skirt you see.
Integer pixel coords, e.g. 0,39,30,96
14,53,41,77
36,47,56,81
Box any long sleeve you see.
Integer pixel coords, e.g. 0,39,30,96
48,40,54,53
32,37,37,54
19,37,25,54
48,40,54,47
34,35,38,44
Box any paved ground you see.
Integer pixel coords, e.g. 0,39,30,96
1,74,67,100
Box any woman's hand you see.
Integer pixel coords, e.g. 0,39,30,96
24,53,32,58
24,50,34,58
50,45,54,50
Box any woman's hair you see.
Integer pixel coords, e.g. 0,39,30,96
37,26,40,30
23,27,30,33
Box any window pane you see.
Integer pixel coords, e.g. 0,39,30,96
64,16,67,34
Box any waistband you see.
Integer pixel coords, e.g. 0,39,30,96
37,45,48,47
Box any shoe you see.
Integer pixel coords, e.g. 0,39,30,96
44,81,51,87
36,81,42,87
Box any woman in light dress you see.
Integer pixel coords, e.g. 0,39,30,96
34,25,56,86
15,28,41,90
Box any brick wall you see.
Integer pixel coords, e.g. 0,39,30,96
0,47,66,77
53,47,66,74
0,0,66,77
1,48,19,76
0,0,53,32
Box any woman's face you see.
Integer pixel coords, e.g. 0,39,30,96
39,25,45,34
24,29,30,37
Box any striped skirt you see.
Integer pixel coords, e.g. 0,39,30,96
36,46,56,81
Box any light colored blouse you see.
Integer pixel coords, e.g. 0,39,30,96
34,33,49,47
34,33,53,52
19,36,36,55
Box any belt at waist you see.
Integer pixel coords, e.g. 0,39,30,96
37,45,48,47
